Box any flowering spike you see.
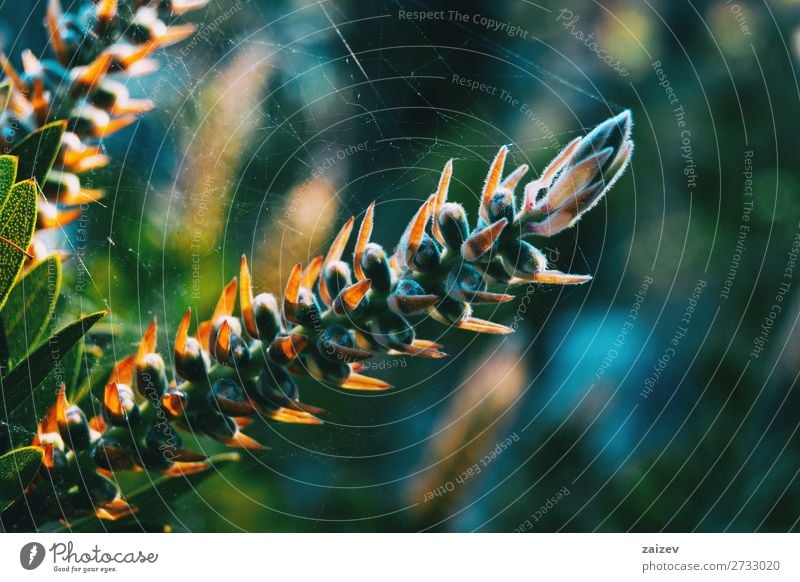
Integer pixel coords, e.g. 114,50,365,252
431,159,453,245
480,146,508,223
461,218,508,261
354,201,375,281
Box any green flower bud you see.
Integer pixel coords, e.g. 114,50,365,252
208,378,254,417
370,311,414,349
324,260,352,299
253,292,282,342
361,242,392,292
502,239,547,278
437,202,470,252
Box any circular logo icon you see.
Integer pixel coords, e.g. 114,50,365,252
19,542,45,570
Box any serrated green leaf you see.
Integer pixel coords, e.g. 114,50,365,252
0,255,61,367
10,120,67,187
0,179,38,310
0,446,43,511
0,155,17,209
1,310,107,431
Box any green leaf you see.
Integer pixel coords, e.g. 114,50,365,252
0,446,43,511
0,180,37,310
0,82,11,112
0,155,17,208
0,255,61,367
10,120,67,187
1,310,107,431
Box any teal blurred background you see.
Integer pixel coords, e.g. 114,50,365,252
4,0,800,531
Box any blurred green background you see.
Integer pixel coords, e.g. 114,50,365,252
4,0,800,531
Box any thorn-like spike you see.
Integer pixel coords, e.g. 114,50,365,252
175,308,191,356
336,279,371,312
161,461,211,477
388,293,439,315
117,42,158,69
403,194,435,266
157,24,197,48
339,373,393,391
464,291,516,304
104,382,124,418
326,343,373,362
197,321,212,352
412,338,444,350
47,0,67,63
270,333,308,363
211,278,237,324
268,408,323,425
21,50,42,76
283,263,302,314
301,255,323,289
170,0,211,15
223,432,268,450
214,319,231,362
95,499,136,521
531,270,592,285
388,344,448,359
320,217,355,305
461,218,508,261
110,354,135,386
354,201,375,280
239,255,257,338
136,319,157,364
455,317,514,335
96,0,118,23
501,164,529,191
112,98,154,116
431,159,453,245
480,146,508,222
0,52,25,92
94,116,137,138
54,384,68,429
74,53,113,90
